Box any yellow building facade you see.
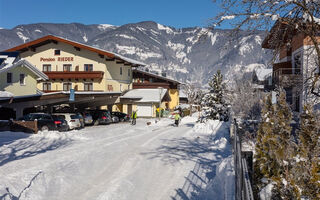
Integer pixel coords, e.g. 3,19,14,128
6,35,144,113
0,54,48,96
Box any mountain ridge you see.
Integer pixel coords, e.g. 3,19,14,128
0,21,272,85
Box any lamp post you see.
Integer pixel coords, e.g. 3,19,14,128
158,87,164,121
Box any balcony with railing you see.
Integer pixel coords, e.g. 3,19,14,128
44,71,104,79
272,61,302,88
42,90,104,93
133,82,170,89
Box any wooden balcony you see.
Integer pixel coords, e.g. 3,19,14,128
133,82,170,89
273,63,302,88
44,71,104,79
43,90,104,93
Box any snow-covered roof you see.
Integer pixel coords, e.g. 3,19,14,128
252,84,265,89
254,69,272,81
179,90,187,98
133,68,181,84
0,91,13,98
0,56,48,81
121,88,168,103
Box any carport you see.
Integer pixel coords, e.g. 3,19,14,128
0,91,121,119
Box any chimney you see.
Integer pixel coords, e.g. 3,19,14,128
161,72,167,77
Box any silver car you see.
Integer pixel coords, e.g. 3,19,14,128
52,113,81,130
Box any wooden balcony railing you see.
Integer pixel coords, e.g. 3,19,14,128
133,82,170,89
43,90,104,93
44,71,104,79
273,68,302,88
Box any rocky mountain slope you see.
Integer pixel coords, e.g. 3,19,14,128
0,21,272,85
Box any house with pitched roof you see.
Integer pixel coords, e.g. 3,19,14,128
262,20,320,112
132,68,180,110
5,35,145,114
0,52,48,96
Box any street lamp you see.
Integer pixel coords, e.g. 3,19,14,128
158,87,164,121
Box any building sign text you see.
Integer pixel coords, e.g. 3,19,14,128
40,57,74,62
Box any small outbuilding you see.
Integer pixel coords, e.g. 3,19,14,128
121,88,171,117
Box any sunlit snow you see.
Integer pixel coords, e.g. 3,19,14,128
0,116,234,200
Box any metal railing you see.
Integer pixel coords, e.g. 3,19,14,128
232,119,254,200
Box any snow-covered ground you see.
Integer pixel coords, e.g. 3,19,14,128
0,116,234,200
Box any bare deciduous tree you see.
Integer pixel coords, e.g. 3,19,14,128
182,83,202,116
211,0,320,98
231,77,264,120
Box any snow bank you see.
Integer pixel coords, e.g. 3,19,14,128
199,156,235,200
32,130,89,141
259,182,274,200
180,116,198,124
0,91,13,98
193,120,222,135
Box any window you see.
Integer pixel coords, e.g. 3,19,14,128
120,67,122,75
43,82,51,91
7,73,12,83
43,64,51,72
128,69,131,77
84,64,93,72
107,85,113,91
19,74,25,85
63,83,72,91
63,64,72,72
149,78,153,83
84,82,93,91
54,50,60,55
293,52,302,74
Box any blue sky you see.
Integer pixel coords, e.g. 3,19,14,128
0,0,224,29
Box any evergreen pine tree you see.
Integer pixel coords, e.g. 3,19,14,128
294,105,320,199
254,94,277,196
201,70,227,120
255,94,277,179
254,90,299,198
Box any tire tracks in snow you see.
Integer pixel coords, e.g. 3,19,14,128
84,124,195,200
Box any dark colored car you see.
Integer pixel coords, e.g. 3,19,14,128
20,113,57,131
111,112,130,122
51,114,69,132
111,115,119,123
75,113,85,128
87,110,112,125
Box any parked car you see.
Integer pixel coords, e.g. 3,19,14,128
51,115,69,132
111,115,119,123
20,113,57,131
52,113,81,130
111,112,130,122
86,109,112,125
82,112,93,125
75,113,85,128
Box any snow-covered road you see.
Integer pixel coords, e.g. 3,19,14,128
0,116,234,200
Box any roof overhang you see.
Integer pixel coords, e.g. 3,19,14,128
5,35,146,67
0,91,122,110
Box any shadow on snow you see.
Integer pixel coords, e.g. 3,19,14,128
0,132,72,167
142,122,232,200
